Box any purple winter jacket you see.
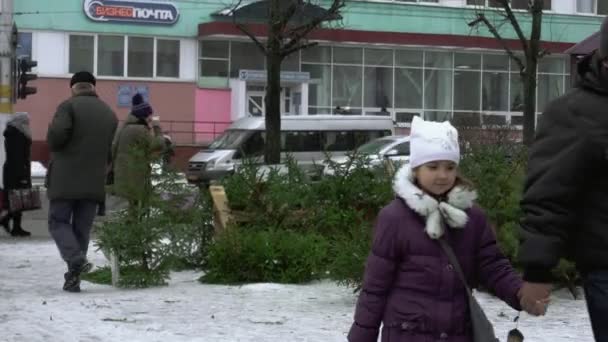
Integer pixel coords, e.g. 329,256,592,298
348,167,523,342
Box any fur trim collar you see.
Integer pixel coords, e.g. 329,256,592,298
393,166,477,239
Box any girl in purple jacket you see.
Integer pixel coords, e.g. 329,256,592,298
348,117,542,342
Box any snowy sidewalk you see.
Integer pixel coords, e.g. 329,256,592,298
0,240,595,342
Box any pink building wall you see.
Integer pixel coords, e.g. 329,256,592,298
15,78,197,144
194,88,232,143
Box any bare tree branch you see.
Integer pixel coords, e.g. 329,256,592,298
278,0,300,30
282,0,345,53
235,23,268,55
469,13,525,72
495,0,530,54
231,0,267,55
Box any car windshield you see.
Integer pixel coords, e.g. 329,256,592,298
208,130,251,150
356,138,398,155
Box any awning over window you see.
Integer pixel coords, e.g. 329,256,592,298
565,31,599,55
212,0,341,24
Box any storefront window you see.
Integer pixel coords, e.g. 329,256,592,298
537,74,564,112
200,41,229,58
333,65,362,109
454,71,481,111
510,73,524,112
365,49,393,66
128,37,154,77
424,69,452,110
364,67,393,109
454,53,481,70
483,54,509,71
425,51,452,69
301,46,331,64
302,64,331,109
200,60,228,77
69,35,94,74
482,72,509,111
230,41,265,77
333,47,363,65
200,40,229,78
395,50,423,68
538,57,564,74
157,40,180,78
395,68,422,109
98,35,124,77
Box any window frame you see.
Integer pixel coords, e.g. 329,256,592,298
465,0,553,11
575,0,608,15
67,33,181,80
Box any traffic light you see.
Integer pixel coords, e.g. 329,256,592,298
17,58,37,99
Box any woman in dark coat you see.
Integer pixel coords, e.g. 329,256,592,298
1,113,32,237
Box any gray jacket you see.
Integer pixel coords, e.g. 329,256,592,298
46,87,118,202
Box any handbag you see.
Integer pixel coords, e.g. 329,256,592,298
8,186,42,212
438,238,499,342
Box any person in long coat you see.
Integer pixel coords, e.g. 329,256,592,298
111,93,164,209
1,113,32,237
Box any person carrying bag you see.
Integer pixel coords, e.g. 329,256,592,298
347,117,546,342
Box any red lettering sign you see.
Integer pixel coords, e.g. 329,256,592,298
95,6,133,18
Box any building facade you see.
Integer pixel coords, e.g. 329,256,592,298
13,0,603,145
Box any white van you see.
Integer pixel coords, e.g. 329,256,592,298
186,115,394,184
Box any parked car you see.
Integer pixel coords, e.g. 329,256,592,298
323,135,410,176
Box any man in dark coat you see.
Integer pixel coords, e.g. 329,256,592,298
47,71,118,292
1,113,32,237
518,17,608,341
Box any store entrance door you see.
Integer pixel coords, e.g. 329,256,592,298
246,86,299,116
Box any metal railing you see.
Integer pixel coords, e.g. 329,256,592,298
117,119,232,145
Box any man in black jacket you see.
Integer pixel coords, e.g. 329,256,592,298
518,17,608,340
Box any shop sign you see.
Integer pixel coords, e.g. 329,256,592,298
84,0,179,25
238,70,310,83
118,84,149,107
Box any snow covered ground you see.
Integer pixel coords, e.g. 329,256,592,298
0,239,596,342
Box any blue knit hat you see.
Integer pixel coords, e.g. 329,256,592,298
131,93,153,119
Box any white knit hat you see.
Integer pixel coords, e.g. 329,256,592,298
409,116,460,169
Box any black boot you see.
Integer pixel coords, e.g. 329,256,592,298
63,271,81,292
0,214,10,234
63,259,93,292
10,214,30,237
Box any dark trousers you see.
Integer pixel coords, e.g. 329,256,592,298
48,199,98,269
1,211,22,228
584,270,608,342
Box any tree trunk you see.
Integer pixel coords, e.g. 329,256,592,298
263,0,283,165
264,53,283,165
522,0,543,146
522,65,537,146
